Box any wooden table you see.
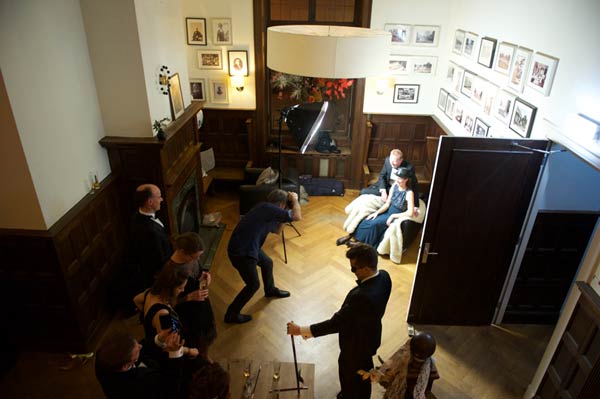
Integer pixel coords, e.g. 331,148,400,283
219,359,315,399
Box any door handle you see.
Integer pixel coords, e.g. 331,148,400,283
422,242,439,263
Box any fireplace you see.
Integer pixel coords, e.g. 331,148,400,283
173,170,201,234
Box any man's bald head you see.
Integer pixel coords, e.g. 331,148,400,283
135,184,162,212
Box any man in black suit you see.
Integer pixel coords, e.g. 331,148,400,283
287,243,392,399
361,148,419,202
95,330,185,399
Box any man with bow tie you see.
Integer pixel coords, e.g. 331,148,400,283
287,243,392,399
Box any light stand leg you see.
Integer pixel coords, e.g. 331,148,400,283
281,229,287,264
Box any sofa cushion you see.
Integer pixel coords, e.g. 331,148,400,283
255,167,279,185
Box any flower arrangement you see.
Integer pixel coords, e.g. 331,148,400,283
271,72,354,103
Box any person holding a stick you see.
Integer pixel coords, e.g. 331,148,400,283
287,243,392,399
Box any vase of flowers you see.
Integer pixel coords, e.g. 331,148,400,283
271,72,354,103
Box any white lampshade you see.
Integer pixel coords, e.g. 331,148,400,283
267,25,391,79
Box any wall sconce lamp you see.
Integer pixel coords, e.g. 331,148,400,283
376,78,389,95
158,65,171,95
231,75,245,91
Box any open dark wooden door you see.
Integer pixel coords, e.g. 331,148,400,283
407,136,548,325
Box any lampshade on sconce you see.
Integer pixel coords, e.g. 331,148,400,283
267,25,391,79
231,75,245,91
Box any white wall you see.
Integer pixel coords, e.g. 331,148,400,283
182,0,256,110
0,0,110,228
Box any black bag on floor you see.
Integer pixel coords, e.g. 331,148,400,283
299,175,344,196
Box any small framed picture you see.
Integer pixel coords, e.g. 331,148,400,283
198,50,222,70
494,42,516,75
393,84,420,104
209,79,229,104
453,67,464,93
471,76,487,106
411,56,437,74
453,101,464,124
527,52,559,96
389,55,410,75
228,50,248,76
438,89,449,111
453,30,466,54
473,118,490,137
446,62,457,82
463,112,475,134
509,98,537,137
412,25,440,46
445,95,457,119
186,18,207,45
212,18,232,45
461,70,476,98
384,23,411,45
493,90,516,125
190,78,206,102
508,47,533,93
478,37,497,68
463,32,479,60
168,73,185,120
483,83,499,115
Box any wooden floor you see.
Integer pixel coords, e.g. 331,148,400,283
0,188,553,398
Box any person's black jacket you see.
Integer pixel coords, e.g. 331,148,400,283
377,157,419,201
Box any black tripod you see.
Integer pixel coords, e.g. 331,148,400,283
277,108,301,264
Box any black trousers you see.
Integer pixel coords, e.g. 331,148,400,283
338,353,373,399
226,250,275,314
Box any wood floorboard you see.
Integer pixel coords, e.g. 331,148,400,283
0,188,553,399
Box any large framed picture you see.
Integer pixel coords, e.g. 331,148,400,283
463,32,479,60
494,42,516,75
478,37,497,68
412,25,440,46
453,30,466,54
209,79,229,104
212,18,232,45
473,118,490,137
384,23,411,45
461,70,476,98
168,73,185,120
411,56,437,74
228,50,248,76
510,98,537,137
190,78,206,102
527,52,559,96
493,90,516,125
438,88,449,112
389,55,410,75
186,18,207,45
508,47,533,93
198,50,222,70
393,84,420,103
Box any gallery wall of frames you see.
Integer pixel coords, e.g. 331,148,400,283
438,28,559,138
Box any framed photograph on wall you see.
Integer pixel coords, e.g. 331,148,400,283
453,101,464,124
412,25,440,46
478,37,497,68
445,95,457,119
198,50,222,70
446,62,457,82
453,67,464,93
461,70,476,98
473,118,490,137
463,32,479,60
463,111,475,134
209,79,229,104
389,55,410,75
483,83,499,115
494,42,516,75
508,47,533,93
393,84,420,103
411,56,437,74
186,18,207,45
527,52,559,96
168,73,185,120
384,23,411,45
438,88,449,111
228,50,248,76
471,76,487,106
493,90,516,125
509,98,537,137
190,78,206,102
453,30,466,54
212,18,232,45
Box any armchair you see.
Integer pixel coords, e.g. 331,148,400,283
239,166,300,216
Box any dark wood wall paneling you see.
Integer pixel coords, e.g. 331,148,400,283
199,108,254,169
0,175,125,352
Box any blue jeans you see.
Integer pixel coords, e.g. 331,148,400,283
226,250,275,314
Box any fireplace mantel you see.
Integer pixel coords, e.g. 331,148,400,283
100,101,205,235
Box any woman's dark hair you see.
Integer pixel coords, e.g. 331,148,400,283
150,262,190,303
187,362,230,399
173,232,205,255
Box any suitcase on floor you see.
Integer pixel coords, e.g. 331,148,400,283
299,175,344,196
